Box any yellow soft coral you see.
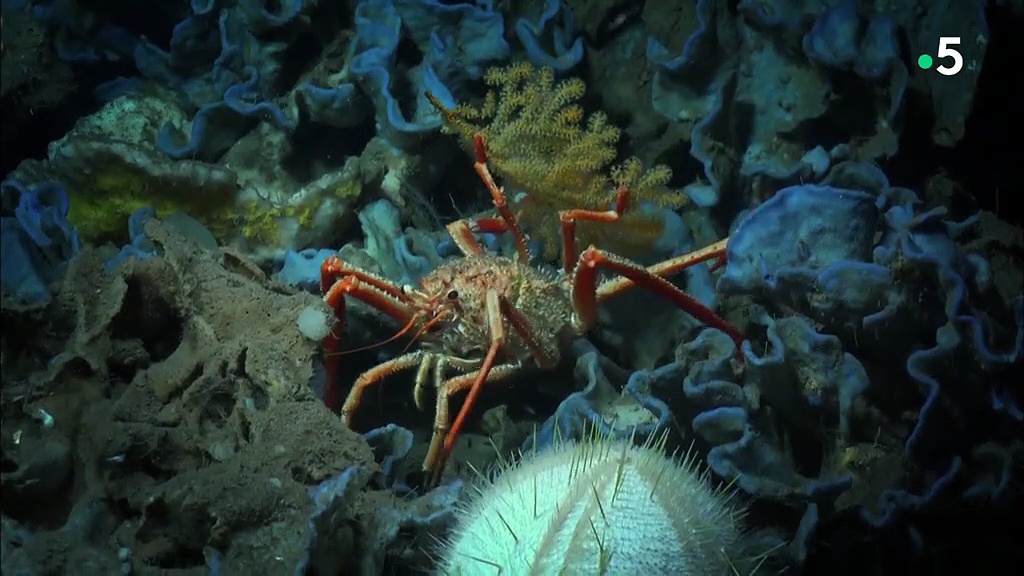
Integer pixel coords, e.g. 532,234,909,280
429,61,687,257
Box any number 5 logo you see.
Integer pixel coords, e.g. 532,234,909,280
936,37,963,76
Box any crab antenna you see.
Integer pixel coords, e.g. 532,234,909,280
400,313,446,355
331,313,423,356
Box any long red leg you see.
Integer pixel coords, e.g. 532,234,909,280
496,296,558,369
472,134,531,263
571,246,745,349
446,220,485,256
320,258,416,411
321,255,413,303
429,290,505,483
425,362,520,484
595,238,730,302
423,91,522,249
558,185,630,275
340,351,425,426
471,217,510,234
427,290,557,483
474,191,541,234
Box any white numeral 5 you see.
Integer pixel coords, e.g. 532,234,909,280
936,37,963,76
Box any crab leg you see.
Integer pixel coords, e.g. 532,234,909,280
558,185,630,275
472,192,544,235
426,361,521,484
428,289,555,482
472,134,532,263
471,217,511,234
446,220,485,256
595,238,730,302
340,351,426,426
320,258,418,411
571,246,745,348
427,289,505,482
496,295,559,369
321,255,413,303
424,92,525,248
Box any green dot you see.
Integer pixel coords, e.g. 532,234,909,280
917,54,933,69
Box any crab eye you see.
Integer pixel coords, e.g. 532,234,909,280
401,284,415,295
446,289,459,300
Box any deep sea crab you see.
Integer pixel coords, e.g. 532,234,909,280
320,135,745,483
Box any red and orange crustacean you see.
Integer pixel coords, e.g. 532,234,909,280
319,134,745,484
